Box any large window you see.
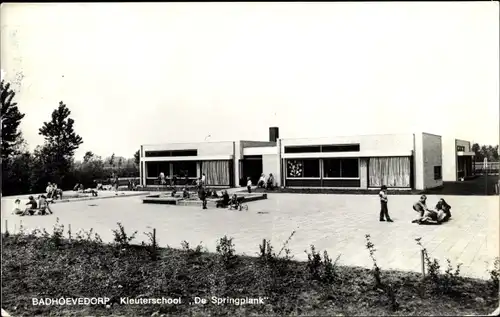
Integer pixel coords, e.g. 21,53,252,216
323,158,359,178
284,144,360,154
286,159,320,178
172,161,197,178
368,157,411,188
145,150,198,157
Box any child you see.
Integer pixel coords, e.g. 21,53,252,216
216,190,230,208
435,198,452,222
229,194,240,210
182,187,190,199
12,199,22,215
247,177,252,193
412,195,439,224
24,196,38,216
38,195,53,215
257,174,266,188
267,173,275,190
379,185,393,222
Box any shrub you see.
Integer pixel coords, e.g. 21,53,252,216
112,222,137,248
415,237,462,295
365,234,382,288
215,235,236,268
181,240,205,257
143,229,160,261
306,245,322,281
323,251,341,284
50,218,65,247
488,257,500,294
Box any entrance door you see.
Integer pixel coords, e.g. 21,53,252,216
241,156,263,186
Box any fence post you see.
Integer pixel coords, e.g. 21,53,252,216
421,250,426,277
5,219,8,233
262,238,266,255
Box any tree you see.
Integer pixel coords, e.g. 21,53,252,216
1,80,25,159
472,143,481,160
108,153,115,167
39,101,83,159
2,151,33,195
37,101,83,188
83,151,94,163
134,149,140,166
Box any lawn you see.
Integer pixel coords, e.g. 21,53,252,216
1,225,499,317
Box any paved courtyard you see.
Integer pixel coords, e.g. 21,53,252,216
1,193,498,279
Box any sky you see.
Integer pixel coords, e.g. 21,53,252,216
1,2,499,160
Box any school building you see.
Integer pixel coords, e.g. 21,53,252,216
139,127,468,191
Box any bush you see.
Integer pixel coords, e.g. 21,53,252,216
215,236,237,268
365,234,382,288
415,237,463,295
112,222,137,248
488,257,500,294
306,245,323,281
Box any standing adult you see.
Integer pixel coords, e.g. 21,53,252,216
198,185,207,210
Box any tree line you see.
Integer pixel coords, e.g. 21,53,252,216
1,80,139,196
471,143,499,162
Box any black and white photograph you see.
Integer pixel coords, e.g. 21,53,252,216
1,2,499,316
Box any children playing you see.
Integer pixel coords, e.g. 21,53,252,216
412,196,451,225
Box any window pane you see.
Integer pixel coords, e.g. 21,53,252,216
172,161,197,177
303,159,320,177
341,159,359,178
323,159,341,177
287,160,304,177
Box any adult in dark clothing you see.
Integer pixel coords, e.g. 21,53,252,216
198,186,207,209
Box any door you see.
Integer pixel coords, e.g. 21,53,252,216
241,156,263,186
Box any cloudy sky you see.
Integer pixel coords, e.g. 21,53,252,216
1,2,498,159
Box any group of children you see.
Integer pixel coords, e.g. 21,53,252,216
378,185,452,225
246,173,276,193
12,195,54,216
46,182,63,200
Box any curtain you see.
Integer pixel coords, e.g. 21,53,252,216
369,157,411,188
201,160,230,185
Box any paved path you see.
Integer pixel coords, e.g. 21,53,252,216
1,193,498,279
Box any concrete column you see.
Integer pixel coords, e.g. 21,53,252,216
360,158,368,189
414,133,425,190
276,139,282,187
233,141,241,187
196,162,201,178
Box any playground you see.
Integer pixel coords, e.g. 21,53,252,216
1,192,498,279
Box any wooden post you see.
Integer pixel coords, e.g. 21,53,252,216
5,219,8,233
421,250,426,277
262,238,266,256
